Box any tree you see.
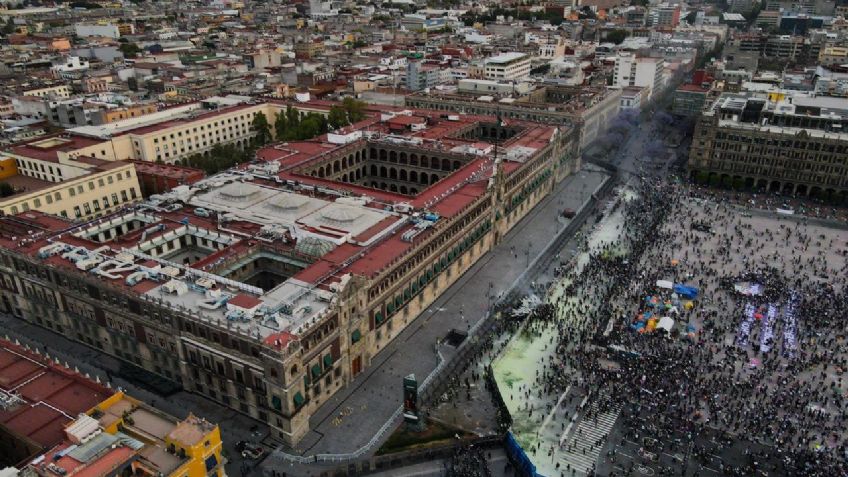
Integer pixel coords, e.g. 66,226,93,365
606,29,629,45
118,42,141,59
252,112,272,146
342,97,366,122
328,105,349,130
2,18,15,35
286,105,299,127
274,112,288,140
184,144,252,175
0,182,15,198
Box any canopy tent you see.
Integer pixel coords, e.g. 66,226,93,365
673,284,698,300
656,280,673,289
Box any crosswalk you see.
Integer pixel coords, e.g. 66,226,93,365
557,399,622,476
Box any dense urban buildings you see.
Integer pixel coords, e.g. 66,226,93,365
0,0,846,475
0,337,223,476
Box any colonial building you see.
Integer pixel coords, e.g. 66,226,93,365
405,85,621,154
0,105,579,447
689,91,848,201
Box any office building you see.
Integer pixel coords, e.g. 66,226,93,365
613,53,665,99
483,53,532,81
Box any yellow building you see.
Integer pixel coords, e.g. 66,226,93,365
19,391,224,477
97,103,157,124
0,157,17,179
819,46,848,67
67,97,328,164
21,84,71,99
1,136,141,219
0,97,332,220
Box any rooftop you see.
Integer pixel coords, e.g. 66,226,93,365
485,52,528,65
22,392,219,477
0,338,113,461
0,105,558,356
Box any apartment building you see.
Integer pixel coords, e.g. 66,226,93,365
819,46,848,67
483,52,532,81
613,53,665,99
0,337,223,476
21,85,72,99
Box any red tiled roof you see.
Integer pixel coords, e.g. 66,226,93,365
9,135,107,162
0,338,113,455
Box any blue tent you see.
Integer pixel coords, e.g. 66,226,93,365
673,284,699,300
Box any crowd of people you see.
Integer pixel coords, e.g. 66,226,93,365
445,444,494,477
492,177,848,476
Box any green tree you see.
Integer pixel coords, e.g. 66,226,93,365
342,97,366,122
606,29,629,45
118,42,141,59
0,182,15,198
286,105,300,127
252,112,272,146
328,105,349,129
274,111,288,139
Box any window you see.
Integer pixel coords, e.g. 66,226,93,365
112,193,119,204
73,206,81,218
98,178,105,187
107,176,113,184
83,203,91,214
121,190,128,202
33,198,41,207
88,182,94,191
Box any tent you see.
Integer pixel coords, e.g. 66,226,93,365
656,280,673,289
657,316,674,333
673,284,698,300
